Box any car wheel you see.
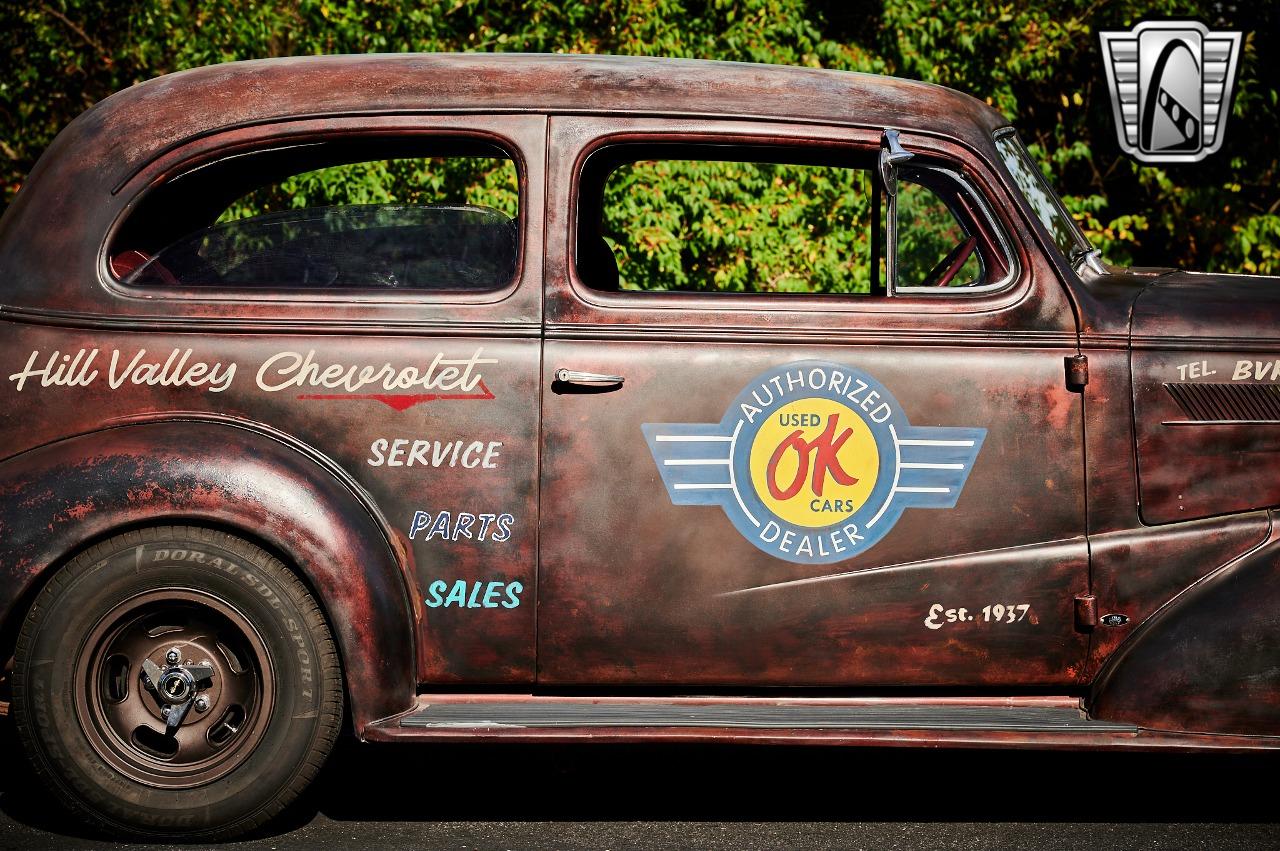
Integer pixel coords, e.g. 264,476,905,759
11,526,343,839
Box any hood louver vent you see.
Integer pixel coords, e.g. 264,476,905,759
1165,382,1280,422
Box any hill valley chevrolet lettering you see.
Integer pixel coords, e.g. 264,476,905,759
8,348,236,392
257,349,497,409
6,347,499,411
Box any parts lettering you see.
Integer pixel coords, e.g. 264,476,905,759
408,510,513,543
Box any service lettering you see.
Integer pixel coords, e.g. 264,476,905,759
368,439,501,469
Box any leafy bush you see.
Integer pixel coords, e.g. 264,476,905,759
2,1,1276,275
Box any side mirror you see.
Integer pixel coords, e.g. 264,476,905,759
879,129,914,198
879,129,915,296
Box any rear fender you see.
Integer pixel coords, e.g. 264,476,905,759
0,419,416,734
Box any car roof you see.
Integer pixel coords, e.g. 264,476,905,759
69,53,1010,179
0,54,1013,317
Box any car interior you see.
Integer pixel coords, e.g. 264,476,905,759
109,137,520,292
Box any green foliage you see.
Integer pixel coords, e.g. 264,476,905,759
2,0,1277,276
602,159,873,293
895,181,980,288
217,156,518,222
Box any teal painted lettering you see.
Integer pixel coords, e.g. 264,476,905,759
443,580,468,607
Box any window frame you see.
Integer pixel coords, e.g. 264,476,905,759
992,127,1094,266
101,124,532,307
891,163,1019,296
569,134,1019,303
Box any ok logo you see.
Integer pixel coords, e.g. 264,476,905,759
765,414,859,500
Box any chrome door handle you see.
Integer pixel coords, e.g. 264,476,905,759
554,369,625,388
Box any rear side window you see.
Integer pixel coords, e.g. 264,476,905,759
111,139,519,292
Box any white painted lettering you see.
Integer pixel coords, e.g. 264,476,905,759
367,439,504,469
255,348,496,394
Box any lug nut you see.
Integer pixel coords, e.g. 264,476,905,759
165,648,181,665
194,696,210,713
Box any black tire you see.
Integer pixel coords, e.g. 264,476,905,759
11,526,343,839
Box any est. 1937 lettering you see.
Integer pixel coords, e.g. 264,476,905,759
925,602,1032,629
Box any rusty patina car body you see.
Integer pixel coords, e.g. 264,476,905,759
1,53,1277,836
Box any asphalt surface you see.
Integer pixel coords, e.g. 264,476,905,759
1,719,1276,850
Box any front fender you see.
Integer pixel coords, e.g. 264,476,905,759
0,419,416,733
1090,515,1280,737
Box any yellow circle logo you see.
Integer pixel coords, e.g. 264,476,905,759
748,398,879,528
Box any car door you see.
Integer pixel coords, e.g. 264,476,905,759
94,114,547,686
538,116,1089,688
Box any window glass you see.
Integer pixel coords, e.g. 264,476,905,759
895,176,984,289
587,157,875,295
217,157,517,223
111,146,519,292
994,131,1090,261
578,145,1013,298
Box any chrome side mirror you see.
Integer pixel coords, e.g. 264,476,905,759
879,128,914,198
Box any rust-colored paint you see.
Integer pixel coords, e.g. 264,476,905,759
1091,518,1280,735
0,421,417,730
0,54,1277,749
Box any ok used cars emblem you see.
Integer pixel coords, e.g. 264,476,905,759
643,361,986,565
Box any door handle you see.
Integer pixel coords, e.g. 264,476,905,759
554,369,625,388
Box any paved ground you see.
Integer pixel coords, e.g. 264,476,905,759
0,720,1276,850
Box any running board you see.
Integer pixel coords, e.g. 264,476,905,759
400,699,1129,732
363,695,1142,748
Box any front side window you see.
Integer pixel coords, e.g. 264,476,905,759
892,165,1014,291
111,139,520,292
592,155,875,295
896,177,982,288
994,129,1092,263
576,144,1012,297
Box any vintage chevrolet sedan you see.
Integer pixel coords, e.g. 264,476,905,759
0,53,1277,838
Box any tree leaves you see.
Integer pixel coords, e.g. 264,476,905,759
1,0,1276,274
